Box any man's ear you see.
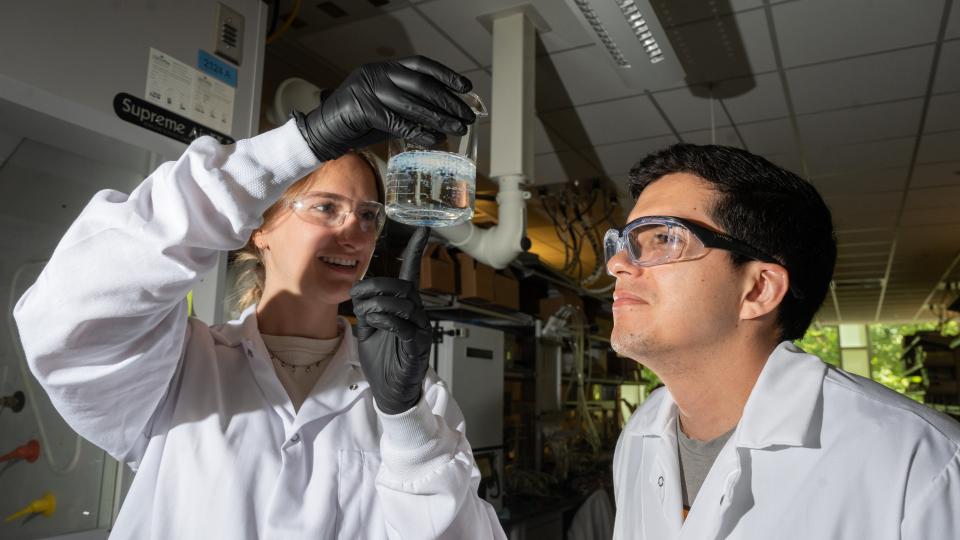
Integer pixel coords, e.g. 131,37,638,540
740,263,790,321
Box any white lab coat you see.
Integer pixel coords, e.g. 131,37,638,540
13,121,506,540
612,342,960,539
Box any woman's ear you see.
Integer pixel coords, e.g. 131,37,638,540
740,263,790,321
253,229,268,251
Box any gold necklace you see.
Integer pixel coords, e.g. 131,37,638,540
269,352,330,373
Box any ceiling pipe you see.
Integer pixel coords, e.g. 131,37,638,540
435,9,537,269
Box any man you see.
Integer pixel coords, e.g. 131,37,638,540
606,144,960,539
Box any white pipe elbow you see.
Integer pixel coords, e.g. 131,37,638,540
436,175,528,269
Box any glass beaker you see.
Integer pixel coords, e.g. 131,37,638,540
384,92,488,227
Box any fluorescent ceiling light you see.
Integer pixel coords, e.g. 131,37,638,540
564,0,686,88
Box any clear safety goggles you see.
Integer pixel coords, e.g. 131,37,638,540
603,215,799,296
290,191,386,236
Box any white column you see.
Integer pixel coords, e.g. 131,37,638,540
839,323,871,378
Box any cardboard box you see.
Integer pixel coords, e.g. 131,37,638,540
923,350,958,368
419,243,456,294
492,268,519,310
457,252,496,303
539,286,584,320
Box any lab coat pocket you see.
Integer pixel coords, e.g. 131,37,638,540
337,449,383,539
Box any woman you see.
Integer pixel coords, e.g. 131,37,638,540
14,57,505,539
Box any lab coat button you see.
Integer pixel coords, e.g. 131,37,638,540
290,434,300,443
657,476,664,487
349,384,358,390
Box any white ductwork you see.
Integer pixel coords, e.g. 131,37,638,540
436,174,530,269
436,8,538,269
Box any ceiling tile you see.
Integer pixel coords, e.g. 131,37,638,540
824,190,903,216
771,0,944,68
682,126,745,148
947,6,960,39
0,130,20,166
535,46,639,110
593,135,679,176
718,72,789,124
738,117,795,156
835,228,895,244
786,46,934,114
797,99,923,146
905,185,960,211
901,206,960,226
811,168,908,195
933,40,960,93
806,137,915,176
911,160,960,188
540,95,672,147
297,7,478,73
917,130,960,163
654,0,768,28
826,191,903,229
650,86,730,133
534,149,601,184
415,0,596,68
924,92,960,133
667,9,777,83
534,118,570,154
760,151,803,175
829,209,896,230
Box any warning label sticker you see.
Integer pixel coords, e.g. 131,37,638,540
145,48,235,135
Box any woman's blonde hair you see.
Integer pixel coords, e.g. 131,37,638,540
229,149,384,313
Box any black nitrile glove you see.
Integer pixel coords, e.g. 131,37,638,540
350,227,433,415
296,56,476,162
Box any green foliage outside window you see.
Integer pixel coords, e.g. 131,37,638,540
794,325,840,367
797,321,960,403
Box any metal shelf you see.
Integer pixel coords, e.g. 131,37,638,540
561,376,645,386
421,291,535,327
564,400,618,409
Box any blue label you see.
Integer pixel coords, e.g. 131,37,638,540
198,50,237,87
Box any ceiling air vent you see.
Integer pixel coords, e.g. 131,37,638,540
214,2,244,65
832,278,885,291
317,2,348,18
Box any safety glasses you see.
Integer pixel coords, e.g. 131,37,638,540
603,215,800,296
290,191,385,235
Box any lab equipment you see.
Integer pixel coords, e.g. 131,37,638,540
4,493,56,522
1,1,264,536
1,440,40,463
432,321,504,510
1,390,25,413
385,93,488,227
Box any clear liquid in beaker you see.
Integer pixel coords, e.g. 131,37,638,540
385,150,476,227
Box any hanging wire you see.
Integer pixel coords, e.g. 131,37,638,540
266,0,302,44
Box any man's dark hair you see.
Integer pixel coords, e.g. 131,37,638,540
627,144,836,341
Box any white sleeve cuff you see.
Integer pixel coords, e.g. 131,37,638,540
377,398,459,479
377,397,441,450
225,119,322,215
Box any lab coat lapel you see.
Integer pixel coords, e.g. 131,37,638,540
649,433,684,537
638,390,684,538
237,307,297,428
680,342,827,539
677,440,746,540
292,324,370,433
